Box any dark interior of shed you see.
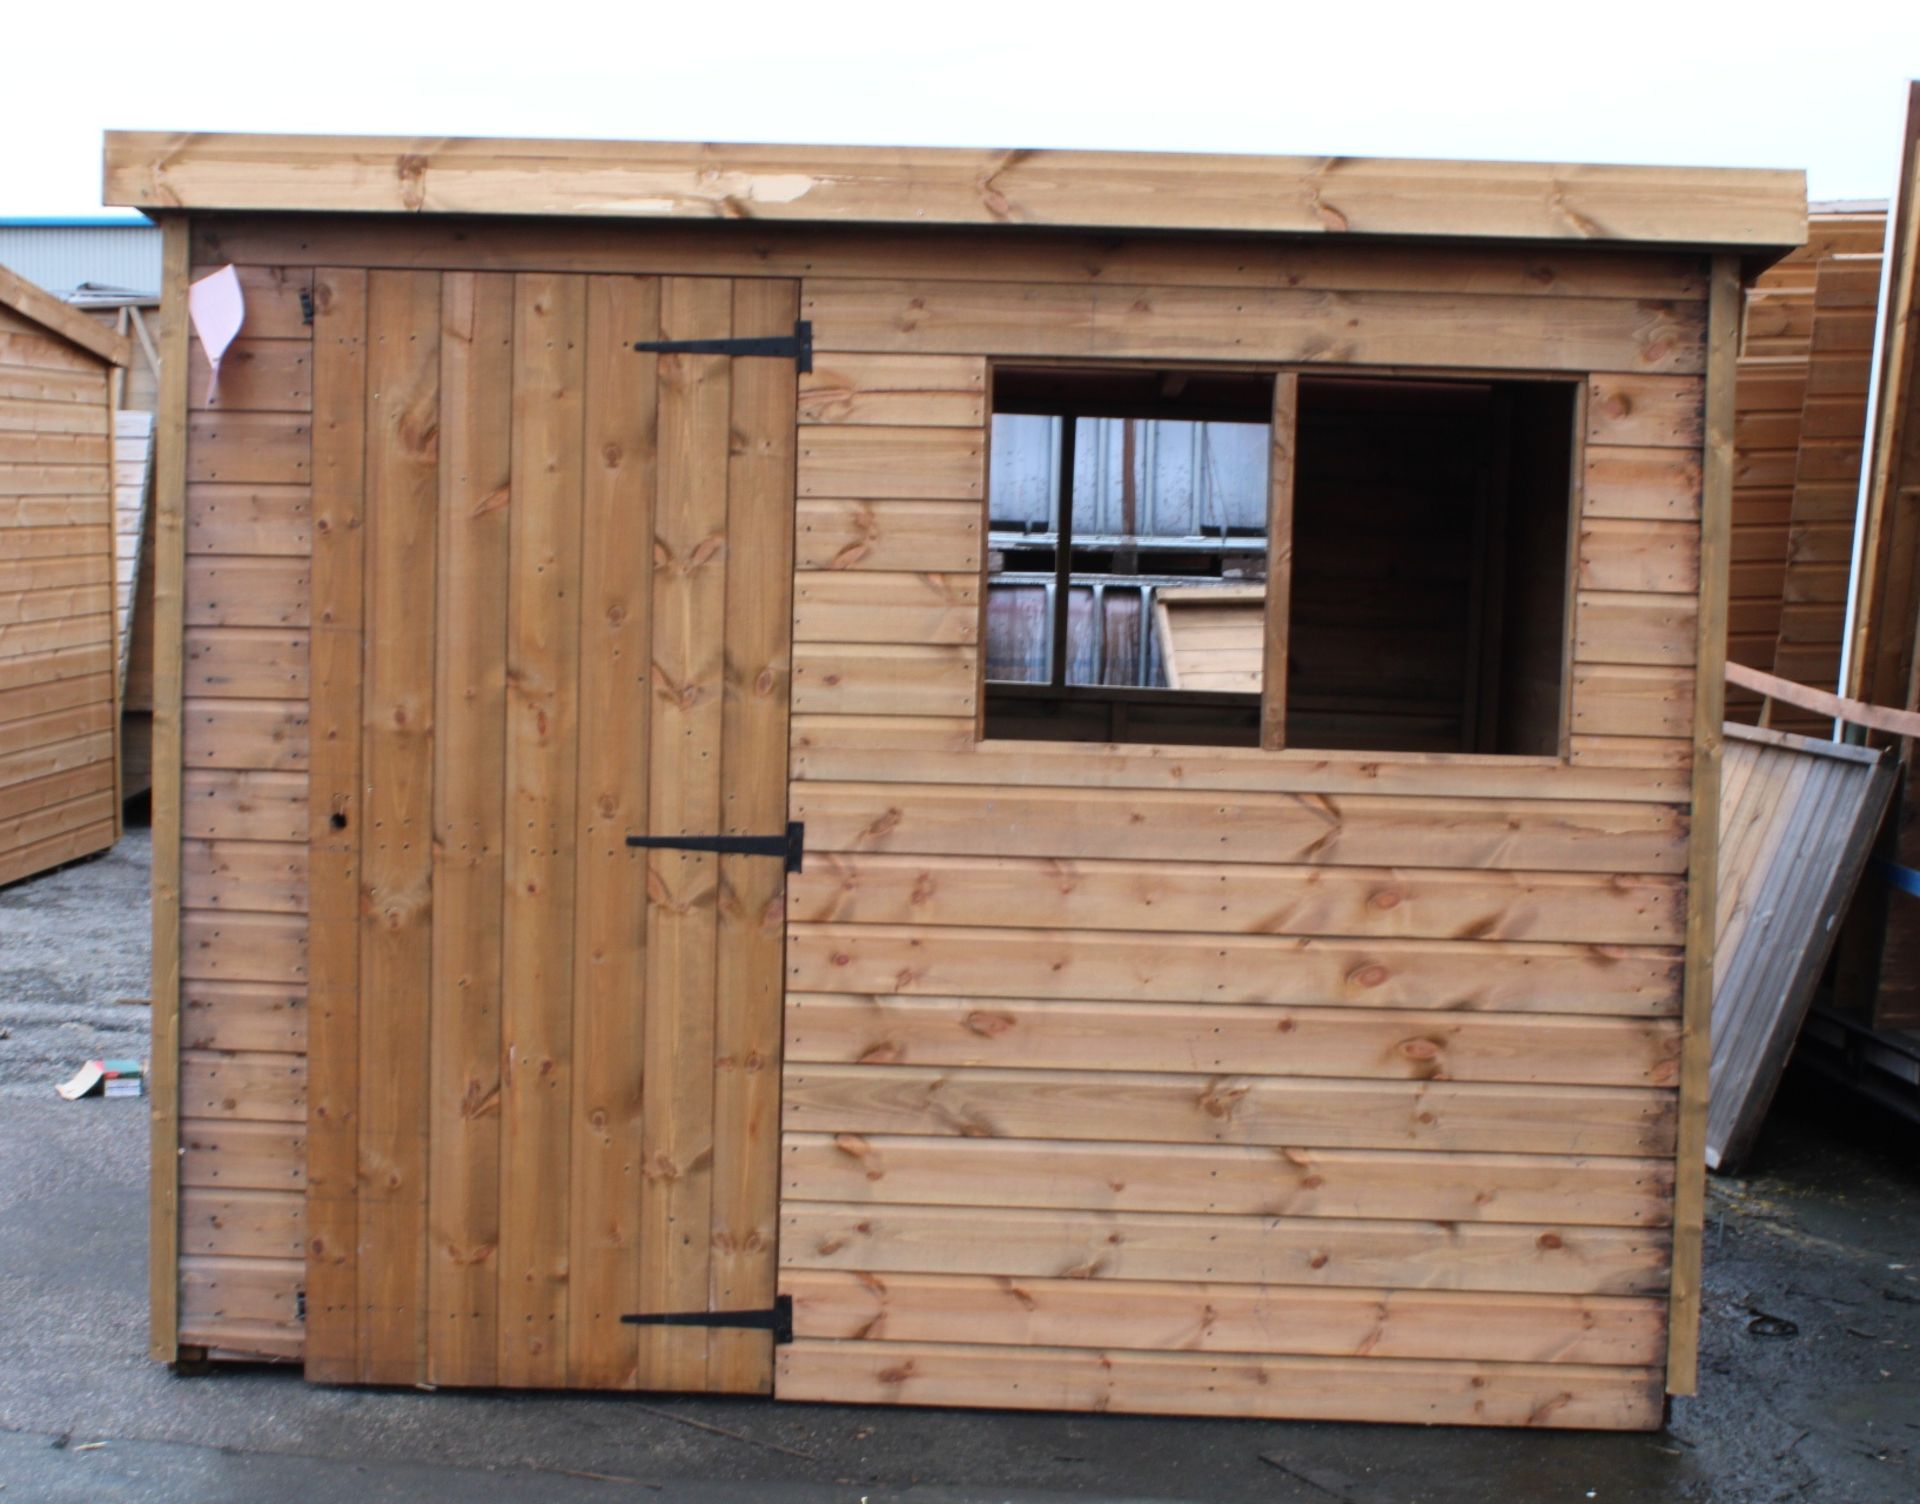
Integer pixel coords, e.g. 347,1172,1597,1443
981,367,1576,756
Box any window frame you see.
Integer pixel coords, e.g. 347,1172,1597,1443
976,359,1585,763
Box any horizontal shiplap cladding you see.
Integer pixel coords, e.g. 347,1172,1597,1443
802,280,1706,374
185,485,312,555
1584,446,1703,520
183,557,310,627
788,781,1690,874
180,1049,306,1121
0,677,112,739
183,840,307,911
782,1061,1675,1159
790,852,1684,945
179,1254,303,1356
180,1186,304,1257
797,499,983,573
184,628,306,698
779,1198,1670,1295
781,1133,1674,1227
783,1268,1665,1368
1574,593,1699,667
800,354,985,428
0,498,116,534
186,413,310,484
182,910,305,984
789,715,1692,803
774,1341,1665,1429
181,1117,305,1189
182,979,306,1053
794,572,979,643
785,993,1679,1086
183,699,308,771
787,925,1680,1016
182,769,307,841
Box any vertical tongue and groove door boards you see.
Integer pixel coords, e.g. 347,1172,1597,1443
303,270,798,1391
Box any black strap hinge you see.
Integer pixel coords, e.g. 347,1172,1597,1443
621,1295,792,1344
634,319,813,373
625,820,804,873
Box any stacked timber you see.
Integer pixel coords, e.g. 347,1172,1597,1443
1841,85,1920,1030
1727,207,1886,731
1709,724,1893,1170
0,264,127,886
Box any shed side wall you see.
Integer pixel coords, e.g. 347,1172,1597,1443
171,261,314,1359
165,218,1706,1428
0,303,119,887
776,269,1701,1432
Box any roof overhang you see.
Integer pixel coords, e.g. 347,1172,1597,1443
103,131,1808,258
0,261,130,366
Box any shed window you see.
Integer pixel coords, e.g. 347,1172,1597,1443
984,367,1277,746
982,367,1577,755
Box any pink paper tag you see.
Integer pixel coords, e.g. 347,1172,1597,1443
188,265,247,405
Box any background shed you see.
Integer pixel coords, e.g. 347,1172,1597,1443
0,263,126,885
0,220,166,799
1725,203,1886,733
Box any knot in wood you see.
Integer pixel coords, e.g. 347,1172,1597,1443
1197,1079,1250,1119
964,1010,1015,1038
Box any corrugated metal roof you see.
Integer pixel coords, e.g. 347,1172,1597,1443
0,222,161,300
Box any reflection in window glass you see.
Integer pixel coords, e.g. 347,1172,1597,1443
985,414,1271,691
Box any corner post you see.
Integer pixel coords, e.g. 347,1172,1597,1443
148,215,191,1362
1666,253,1740,1396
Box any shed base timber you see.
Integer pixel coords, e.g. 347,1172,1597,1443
776,1343,1665,1430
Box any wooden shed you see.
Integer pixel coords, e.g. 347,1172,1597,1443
0,263,127,887
1725,203,1887,733
107,131,1805,1429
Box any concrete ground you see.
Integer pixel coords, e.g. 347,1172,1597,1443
2,824,1918,1503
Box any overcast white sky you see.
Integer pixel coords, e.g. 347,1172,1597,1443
4,2,1917,217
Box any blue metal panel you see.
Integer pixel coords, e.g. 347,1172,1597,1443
0,224,163,299
990,414,1268,537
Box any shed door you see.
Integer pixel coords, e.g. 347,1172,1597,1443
303,270,798,1392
